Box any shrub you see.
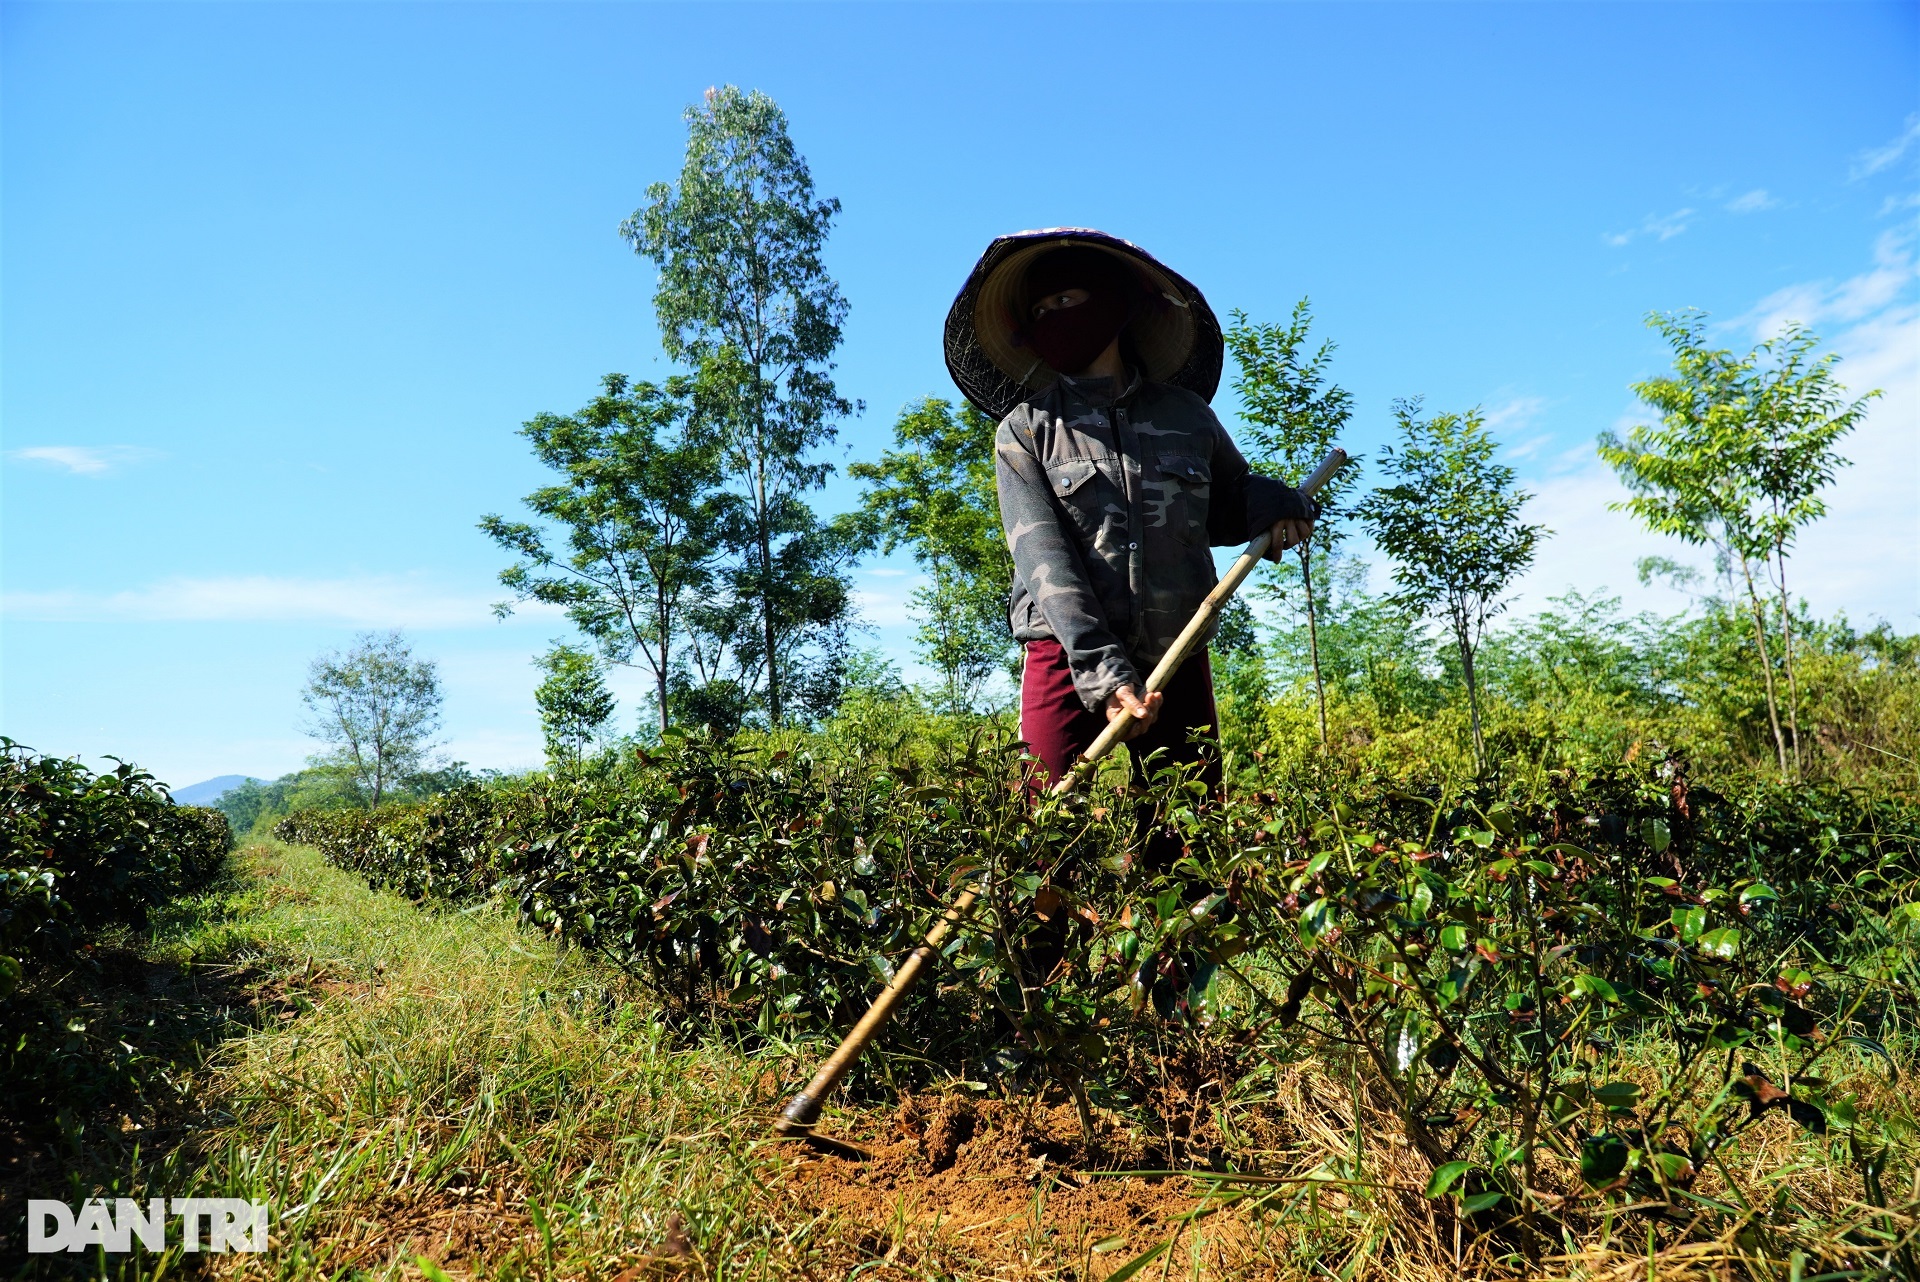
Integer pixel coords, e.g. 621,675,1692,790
1,740,231,996
1,740,233,1115
277,734,1919,1269
1161,761,1917,1259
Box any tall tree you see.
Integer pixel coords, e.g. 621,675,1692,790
623,85,856,727
1360,401,1544,773
533,644,618,767
845,397,1014,713
301,631,443,808
481,373,730,736
1599,312,1873,775
1224,301,1356,747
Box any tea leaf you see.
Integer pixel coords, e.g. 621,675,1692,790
1425,1160,1474,1198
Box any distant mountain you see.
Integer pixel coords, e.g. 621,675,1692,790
172,775,260,806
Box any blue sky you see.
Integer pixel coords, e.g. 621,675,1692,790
4,1,1916,788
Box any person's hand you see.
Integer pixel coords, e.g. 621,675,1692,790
1268,516,1314,558
1104,685,1163,741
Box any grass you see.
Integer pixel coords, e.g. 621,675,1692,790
154,841,828,1278
10,838,1916,1280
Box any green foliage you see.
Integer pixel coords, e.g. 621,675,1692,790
1226,301,1357,745
846,397,1016,711
1169,764,1914,1251
1603,314,1871,573
274,729,1917,1265
622,85,856,727
1360,400,1545,772
278,785,506,907
301,629,445,808
1598,312,1876,778
1239,574,1919,797
1225,300,1358,543
214,774,289,834
534,644,618,767
1260,552,1443,722
482,373,728,735
217,760,483,836
1,741,231,1110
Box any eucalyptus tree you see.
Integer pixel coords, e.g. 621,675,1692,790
623,86,856,726
846,397,1014,713
1224,301,1356,746
1360,400,1544,773
1598,312,1872,774
481,373,730,737
301,631,443,808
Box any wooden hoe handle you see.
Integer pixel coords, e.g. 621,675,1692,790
772,447,1351,1139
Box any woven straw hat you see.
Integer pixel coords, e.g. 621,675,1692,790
944,228,1224,420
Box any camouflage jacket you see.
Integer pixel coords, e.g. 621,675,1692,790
996,371,1308,712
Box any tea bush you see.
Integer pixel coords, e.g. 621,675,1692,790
1,740,232,995
277,734,1919,1268
1,740,233,1111
1161,765,1917,1260
280,742,1129,1078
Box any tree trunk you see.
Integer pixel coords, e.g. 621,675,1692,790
1739,557,1789,775
657,577,674,739
761,513,779,725
659,639,672,739
1456,616,1487,775
1775,545,1801,777
743,426,780,728
1300,544,1329,748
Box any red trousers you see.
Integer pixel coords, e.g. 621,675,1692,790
1018,637,1223,792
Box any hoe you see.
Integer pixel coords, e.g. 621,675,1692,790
773,447,1351,1147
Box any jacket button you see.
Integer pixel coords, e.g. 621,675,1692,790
1129,541,1139,550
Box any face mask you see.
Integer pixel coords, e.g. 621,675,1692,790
1022,247,1142,374
1026,288,1134,373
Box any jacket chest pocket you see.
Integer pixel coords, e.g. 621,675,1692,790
1150,454,1212,545
1048,456,1120,540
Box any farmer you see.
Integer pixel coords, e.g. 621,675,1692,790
945,228,1315,795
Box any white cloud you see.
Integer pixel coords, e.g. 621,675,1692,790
1879,192,1920,217
1507,458,1701,618
1726,189,1778,214
1786,301,1920,625
1852,113,1920,180
1740,225,1918,339
850,581,925,628
1,574,561,629
1481,395,1548,434
1478,395,1555,462
1604,208,1695,247
6,445,161,475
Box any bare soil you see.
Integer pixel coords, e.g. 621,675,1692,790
777,1094,1221,1271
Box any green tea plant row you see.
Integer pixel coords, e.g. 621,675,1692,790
2,741,232,996
277,738,1920,1269
1,741,233,1102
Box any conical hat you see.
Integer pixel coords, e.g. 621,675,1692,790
944,228,1224,420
